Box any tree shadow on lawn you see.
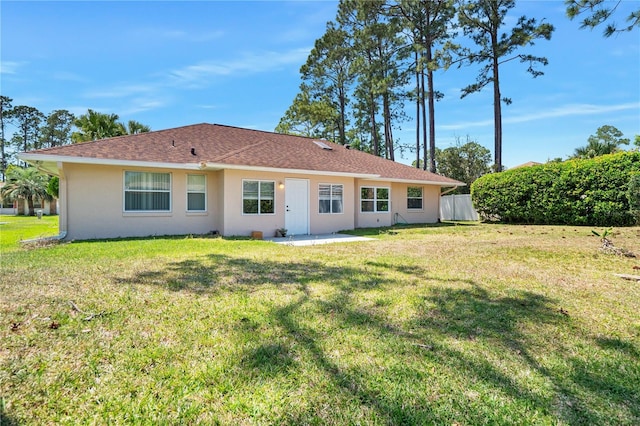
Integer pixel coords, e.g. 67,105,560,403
0,411,20,426
414,285,639,424
116,254,637,424
240,342,297,377
117,253,388,294
266,282,561,424
345,221,477,237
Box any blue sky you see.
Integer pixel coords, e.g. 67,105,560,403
2,0,638,168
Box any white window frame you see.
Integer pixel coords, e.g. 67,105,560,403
407,186,423,210
186,174,207,212
123,171,172,212
242,179,276,215
318,183,344,214
360,186,390,213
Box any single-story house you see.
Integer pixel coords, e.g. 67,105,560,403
0,182,57,216
511,161,542,169
19,123,464,240
2,198,57,216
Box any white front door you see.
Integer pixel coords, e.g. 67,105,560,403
285,178,309,235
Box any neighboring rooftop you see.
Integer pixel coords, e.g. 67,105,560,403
511,161,543,169
21,123,463,186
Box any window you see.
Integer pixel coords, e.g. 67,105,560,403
243,180,275,214
361,186,389,212
124,171,171,211
187,174,206,212
407,186,423,210
319,184,343,214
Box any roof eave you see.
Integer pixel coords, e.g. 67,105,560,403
17,154,465,185
17,153,378,179
360,176,466,187
196,162,379,178
18,153,203,171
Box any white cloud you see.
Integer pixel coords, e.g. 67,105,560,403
440,118,493,130
0,61,26,74
507,102,640,123
440,102,640,130
85,84,157,99
133,27,225,43
121,98,167,115
75,47,311,116
79,84,167,116
52,71,87,82
168,48,311,88
197,104,221,110
162,29,224,42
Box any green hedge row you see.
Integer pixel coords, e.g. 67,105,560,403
470,151,640,226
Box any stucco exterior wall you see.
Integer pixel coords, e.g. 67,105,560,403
58,163,445,240
354,179,393,228
354,179,441,229
221,169,283,237
310,176,355,235
391,183,440,224
61,163,219,240
221,169,354,237
215,171,226,235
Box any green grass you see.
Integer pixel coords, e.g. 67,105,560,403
1,219,639,425
0,215,59,252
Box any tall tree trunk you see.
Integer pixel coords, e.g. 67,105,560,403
415,50,421,168
0,104,5,182
23,128,28,153
421,67,428,171
34,127,41,150
339,88,346,145
492,39,502,172
27,196,35,216
370,93,379,156
383,93,394,160
426,42,436,173
16,199,25,215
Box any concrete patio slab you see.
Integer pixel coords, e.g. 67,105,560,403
265,233,374,246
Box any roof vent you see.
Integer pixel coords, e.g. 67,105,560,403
345,144,351,150
313,141,333,150
191,148,197,156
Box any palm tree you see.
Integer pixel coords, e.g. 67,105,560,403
1,166,50,216
126,120,151,135
72,109,126,142
572,140,615,159
572,125,630,159
71,110,151,142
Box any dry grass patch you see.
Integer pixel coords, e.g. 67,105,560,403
1,221,639,424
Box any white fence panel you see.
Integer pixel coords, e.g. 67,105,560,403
0,207,17,215
440,194,479,221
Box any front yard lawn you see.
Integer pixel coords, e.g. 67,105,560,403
1,219,639,424
0,214,58,253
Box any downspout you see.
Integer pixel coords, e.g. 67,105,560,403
20,231,67,244
57,162,68,239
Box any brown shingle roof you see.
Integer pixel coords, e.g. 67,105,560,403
22,123,463,185
511,161,543,169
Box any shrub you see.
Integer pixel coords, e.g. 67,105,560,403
628,172,640,225
471,151,640,226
